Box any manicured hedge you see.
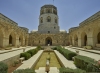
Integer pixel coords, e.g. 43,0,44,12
57,46,77,60
20,46,41,60
13,68,36,73
20,52,31,60
0,62,8,73
59,67,86,73
27,49,36,56
74,55,100,72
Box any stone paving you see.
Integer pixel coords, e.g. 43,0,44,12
65,47,100,61
0,46,32,54
0,46,36,62
54,50,77,69
70,46,100,54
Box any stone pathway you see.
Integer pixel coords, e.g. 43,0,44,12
0,46,32,54
54,50,76,69
69,46,100,54
0,46,36,62
65,47,100,61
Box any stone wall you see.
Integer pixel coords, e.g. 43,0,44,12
68,11,100,48
1,54,20,67
28,33,69,46
0,13,29,48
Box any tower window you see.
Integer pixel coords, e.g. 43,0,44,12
48,31,50,33
55,18,57,23
47,16,51,22
54,27,56,29
40,17,43,23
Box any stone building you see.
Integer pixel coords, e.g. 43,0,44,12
0,4,100,48
0,13,29,48
29,5,68,46
68,11,100,48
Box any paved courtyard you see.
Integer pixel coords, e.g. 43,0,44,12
0,46,100,73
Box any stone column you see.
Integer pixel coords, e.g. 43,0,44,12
78,38,82,47
3,37,9,48
87,37,94,47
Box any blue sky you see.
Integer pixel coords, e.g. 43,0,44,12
0,0,100,32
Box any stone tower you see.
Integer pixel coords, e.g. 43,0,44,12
38,4,60,33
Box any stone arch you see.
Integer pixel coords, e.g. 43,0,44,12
9,31,16,46
81,32,87,46
0,29,4,47
46,8,52,13
45,37,52,45
74,34,78,46
19,36,22,46
40,17,43,23
47,16,51,22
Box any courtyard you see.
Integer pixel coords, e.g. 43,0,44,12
0,45,100,73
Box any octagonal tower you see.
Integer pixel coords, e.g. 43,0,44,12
38,4,60,33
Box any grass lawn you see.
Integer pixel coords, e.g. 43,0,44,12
34,51,61,69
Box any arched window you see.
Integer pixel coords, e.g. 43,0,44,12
41,9,44,14
55,18,57,23
40,17,43,23
47,16,51,22
53,9,57,15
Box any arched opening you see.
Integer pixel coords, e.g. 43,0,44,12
84,35,87,46
40,17,43,23
81,32,87,46
0,29,4,47
74,34,78,46
45,37,52,45
97,32,100,44
19,37,21,46
47,16,51,22
55,18,57,23
9,35,12,44
41,9,44,14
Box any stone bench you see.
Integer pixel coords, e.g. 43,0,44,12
19,57,25,63
96,44,100,47
83,46,92,50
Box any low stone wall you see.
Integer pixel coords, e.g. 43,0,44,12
54,50,65,67
96,44,100,48
1,54,20,67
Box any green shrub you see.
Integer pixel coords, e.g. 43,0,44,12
13,68,36,73
20,52,26,58
74,55,100,72
56,46,77,60
27,49,36,56
24,53,31,60
59,67,86,73
51,47,57,50
20,52,31,60
37,46,41,50
0,62,8,73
